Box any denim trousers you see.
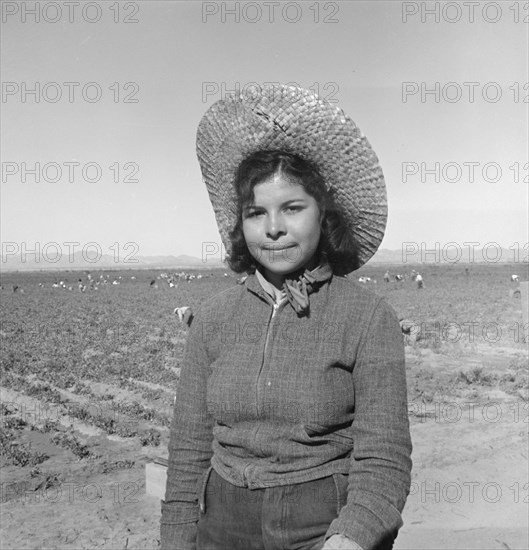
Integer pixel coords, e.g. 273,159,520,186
196,467,349,550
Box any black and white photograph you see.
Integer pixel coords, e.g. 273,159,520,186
1,1,528,549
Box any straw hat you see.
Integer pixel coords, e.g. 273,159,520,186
196,84,387,269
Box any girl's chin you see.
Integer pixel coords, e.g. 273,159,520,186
260,261,306,276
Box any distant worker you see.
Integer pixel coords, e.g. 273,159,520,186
383,270,390,283
416,273,424,289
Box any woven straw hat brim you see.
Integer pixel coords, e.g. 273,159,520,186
196,85,387,270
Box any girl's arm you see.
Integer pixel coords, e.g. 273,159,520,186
325,298,413,550
160,308,214,550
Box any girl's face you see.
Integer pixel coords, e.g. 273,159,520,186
241,171,323,287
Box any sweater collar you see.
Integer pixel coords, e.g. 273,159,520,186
255,269,287,305
245,253,333,316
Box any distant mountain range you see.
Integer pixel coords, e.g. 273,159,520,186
0,252,225,272
0,247,524,272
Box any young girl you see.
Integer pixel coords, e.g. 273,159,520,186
161,85,412,550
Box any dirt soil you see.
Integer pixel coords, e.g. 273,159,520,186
1,345,527,550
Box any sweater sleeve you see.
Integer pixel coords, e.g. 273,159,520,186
325,298,412,550
160,308,214,550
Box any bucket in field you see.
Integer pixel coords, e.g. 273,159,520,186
145,456,168,499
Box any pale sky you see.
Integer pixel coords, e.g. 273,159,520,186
1,1,527,262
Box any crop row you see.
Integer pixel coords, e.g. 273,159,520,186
0,427,50,467
1,408,92,465
2,372,163,444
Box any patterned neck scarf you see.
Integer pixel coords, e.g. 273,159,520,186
255,252,331,316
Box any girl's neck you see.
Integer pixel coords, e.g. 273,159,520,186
260,251,321,290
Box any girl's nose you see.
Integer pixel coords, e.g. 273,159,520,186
265,213,286,239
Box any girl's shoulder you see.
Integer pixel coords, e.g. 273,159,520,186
330,274,381,302
328,275,399,320
193,282,246,319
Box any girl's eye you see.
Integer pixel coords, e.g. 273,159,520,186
244,206,302,217
245,210,263,218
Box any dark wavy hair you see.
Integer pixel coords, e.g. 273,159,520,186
227,150,359,275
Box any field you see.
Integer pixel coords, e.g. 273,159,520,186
1,263,528,550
